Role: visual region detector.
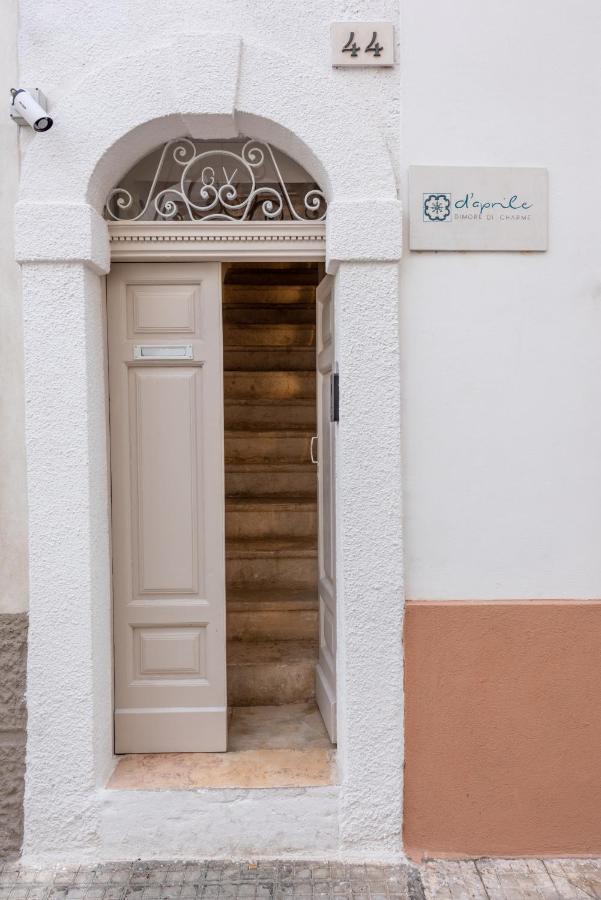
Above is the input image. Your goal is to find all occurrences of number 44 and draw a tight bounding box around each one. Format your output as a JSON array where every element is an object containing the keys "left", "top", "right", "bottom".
[{"left": 342, "top": 30, "right": 383, "bottom": 58}]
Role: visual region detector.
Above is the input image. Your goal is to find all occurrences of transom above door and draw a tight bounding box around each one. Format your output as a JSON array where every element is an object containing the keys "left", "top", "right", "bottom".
[{"left": 104, "top": 138, "right": 327, "bottom": 223}]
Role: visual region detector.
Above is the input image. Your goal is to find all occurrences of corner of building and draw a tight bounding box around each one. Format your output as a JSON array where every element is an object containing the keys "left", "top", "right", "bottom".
[{"left": 0, "top": 0, "right": 30, "bottom": 862}]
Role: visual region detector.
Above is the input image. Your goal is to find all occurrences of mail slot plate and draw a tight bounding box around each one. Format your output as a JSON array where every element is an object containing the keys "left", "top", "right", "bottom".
[{"left": 134, "top": 345, "right": 194, "bottom": 360}]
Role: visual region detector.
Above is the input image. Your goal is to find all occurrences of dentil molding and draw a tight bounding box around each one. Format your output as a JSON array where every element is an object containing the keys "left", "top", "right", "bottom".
[{"left": 108, "top": 222, "right": 326, "bottom": 261}]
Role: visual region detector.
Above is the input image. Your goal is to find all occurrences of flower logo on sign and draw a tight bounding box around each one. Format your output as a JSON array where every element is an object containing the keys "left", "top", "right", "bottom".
[{"left": 423, "top": 193, "right": 451, "bottom": 222}]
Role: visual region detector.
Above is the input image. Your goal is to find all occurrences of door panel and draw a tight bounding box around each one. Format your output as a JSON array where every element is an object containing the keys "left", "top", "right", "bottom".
[
  {"left": 108, "top": 262, "right": 227, "bottom": 752},
  {"left": 132, "top": 368, "right": 201, "bottom": 594},
  {"left": 315, "top": 274, "right": 337, "bottom": 742}
]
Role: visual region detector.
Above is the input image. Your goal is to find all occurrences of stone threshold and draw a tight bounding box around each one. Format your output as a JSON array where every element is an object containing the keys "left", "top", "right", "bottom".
[{"left": 108, "top": 703, "right": 336, "bottom": 790}]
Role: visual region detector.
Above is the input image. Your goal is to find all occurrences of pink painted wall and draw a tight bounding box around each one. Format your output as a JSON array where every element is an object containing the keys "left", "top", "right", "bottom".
[{"left": 404, "top": 601, "right": 601, "bottom": 859}]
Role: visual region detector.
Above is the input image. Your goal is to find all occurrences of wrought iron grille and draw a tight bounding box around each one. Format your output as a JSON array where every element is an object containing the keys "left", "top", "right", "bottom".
[{"left": 104, "top": 138, "right": 327, "bottom": 223}]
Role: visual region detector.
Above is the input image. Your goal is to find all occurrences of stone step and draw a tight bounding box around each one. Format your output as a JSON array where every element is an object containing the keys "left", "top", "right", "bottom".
[
  {"left": 223, "top": 304, "right": 315, "bottom": 325},
  {"left": 225, "top": 463, "right": 316, "bottom": 498},
  {"left": 225, "top": 430, "right": 313, "bottom": 465},
  {"left": 224, "top": 348, "right": 315, "bottom": 372},
  {"left": 224, "top": 370, "right": 315, "bottom": 401},
  {"left": 224, "top": 399, "right": 316, "bottom": 430},
  {"left": 226, "top": 496, "right": 317, "bottom": 540},
  {"left": 223, "top": 284, "right": 316, "bottom": 305},
  {"left": 227, "top": 639, "right": 317, "bottom": 706},
  {"left": 227, "top": 587, "right": 318, "bottom": 611},
  {"left": 227, "top": 607, "right": 318, "bottom": 642},
  {"left": 224, "top": 263, "right": 319, "bottom": 287},
  {"left": 226, "top": 536, "right": 317, "bottom": 559},
  {"left": 226, "top": 537, "right": 317, "bottom": 590},
  {"left": 223, "top": 322, "right": 316, "bottom": 348},
  {"left": 227, "top": 590, "right": 318, "bottom": 641}
]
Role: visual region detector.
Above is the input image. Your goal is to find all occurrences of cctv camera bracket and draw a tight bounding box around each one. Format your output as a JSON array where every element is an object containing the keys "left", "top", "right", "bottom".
[{"left": 10, "top": 89, "right": 48, "bottom": 125}]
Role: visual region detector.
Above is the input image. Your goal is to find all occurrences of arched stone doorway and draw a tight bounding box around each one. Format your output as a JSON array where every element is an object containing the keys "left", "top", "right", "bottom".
[{"left": 16, "top": 33, "right": 404, "bottom": 862}]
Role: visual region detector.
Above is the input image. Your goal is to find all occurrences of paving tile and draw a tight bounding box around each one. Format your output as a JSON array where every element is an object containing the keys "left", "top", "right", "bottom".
[
  {"left": 543, "top": 859, "right": 601, "bottom": 899},
  {"left": 182, "top": 869, "right": 206, "bottom": 886},
  {"left": 476, "top": 858, "right": 561, "bottom": 899},
  {"left": 13, "top": 872, "right": 39, "bottom": 884},
  {"left": 290, "top": 871, "right": 311, "bottom": 884},
  {"left": 179, "top": 888, "right": 199, "bottom": 900},
  {"left": 255, "top": 888, "right": 272, "bottom": 900},
  {"left": 421, "top": 861, "right": 487, "bottom": 899},
  {"left": 52, "top": 871, "right": 81, "bottom": 888}
]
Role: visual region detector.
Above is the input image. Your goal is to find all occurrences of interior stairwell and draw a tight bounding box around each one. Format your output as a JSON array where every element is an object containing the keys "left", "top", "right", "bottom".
[{"left": 223, "top": 262, "right": 327, "bottom": 740}]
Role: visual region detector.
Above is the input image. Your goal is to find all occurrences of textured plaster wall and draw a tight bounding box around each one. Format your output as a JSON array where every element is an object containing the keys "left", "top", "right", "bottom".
[
  {"left": 17, "top": 0, "right": 400, "bottom": 197},
  {"left": 21, "top": 263, "right": 114, "bottom": 857},
  {"left": 99, "top": 788, "right": 339, "bottom": 864},
  {"left": 0, "top": 614, "right": 27, "bottom": 856},
  {"left": 0, "top": 0, "right": 28, "bottom": 616},
  {"left": 0, "top": 0, "right": 28, "bottom": 861},
  {"left": 398, "top": 1, "right": 601, "bottom": 859},
  {"left": 335, "top": 262, "right": 404, "bottom": 852},
  {"left": 404, "top": 601, "right": 601, "bottom": 858},
  {"left": 399, "top": 0, "right": 601, "bottom": 600},
  {"left": 15, "top": 2, "right": 404, "bottom": 864}
]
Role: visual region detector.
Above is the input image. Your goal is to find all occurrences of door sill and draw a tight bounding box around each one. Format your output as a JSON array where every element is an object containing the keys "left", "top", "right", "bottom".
[{"left": 107, "top": 702, "right": 336, "bottom": 790}]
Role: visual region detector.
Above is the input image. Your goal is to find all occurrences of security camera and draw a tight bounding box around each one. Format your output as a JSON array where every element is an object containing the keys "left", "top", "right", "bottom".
[{"left": 10, "top": 88, "right": 53, "bottom": 132}]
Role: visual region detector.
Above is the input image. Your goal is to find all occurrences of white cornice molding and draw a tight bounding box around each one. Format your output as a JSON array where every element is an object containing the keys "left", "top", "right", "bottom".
[{"left": 108, "top": 222, "right": 326, "bottom": 261}]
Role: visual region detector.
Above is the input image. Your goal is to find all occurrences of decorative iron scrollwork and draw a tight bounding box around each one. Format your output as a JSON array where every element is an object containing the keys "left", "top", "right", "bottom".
[{"left": 105, "top": 139, "right": 327, "bottom": 223}]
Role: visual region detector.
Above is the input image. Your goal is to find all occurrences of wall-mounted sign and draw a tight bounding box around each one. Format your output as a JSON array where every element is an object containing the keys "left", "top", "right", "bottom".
[
  {"left": 331, "top": 22, "right": 394, "bottom": 67},
  {"left": 409, "top": 166, "right": 548, "bottom": 251}
]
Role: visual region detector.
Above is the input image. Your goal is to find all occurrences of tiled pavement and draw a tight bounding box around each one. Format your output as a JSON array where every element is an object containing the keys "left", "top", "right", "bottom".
[
  {"left": 422, "top": 858, "right": 601, "bottom": 898},
  {"left": 2, "top": 858, "right": 601, "bottom": 899},
  {"left": 0, "top": 861, "right": 424, "bottom": 900}
]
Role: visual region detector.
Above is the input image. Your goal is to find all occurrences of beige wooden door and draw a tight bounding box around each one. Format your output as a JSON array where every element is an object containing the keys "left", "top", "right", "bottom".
[
  {"left": 315, "top": 275, "right": 337, "bottom": 742},
  {"left": 108, "top": 262, "right": 227, "bottom": 753}
]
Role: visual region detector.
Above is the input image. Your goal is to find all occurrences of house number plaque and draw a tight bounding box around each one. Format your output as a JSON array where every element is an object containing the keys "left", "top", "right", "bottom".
[{"left": 331, "top": 22, "right": 394, "bottom": 67}]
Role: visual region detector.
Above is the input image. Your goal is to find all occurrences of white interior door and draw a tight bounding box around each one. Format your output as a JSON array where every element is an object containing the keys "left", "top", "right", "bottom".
[
  {"left": 107, "top": 262, "right": 227, "bottom": 752},
  {"left": 315, "top": 274, "right": 337, "bottom": 742}
]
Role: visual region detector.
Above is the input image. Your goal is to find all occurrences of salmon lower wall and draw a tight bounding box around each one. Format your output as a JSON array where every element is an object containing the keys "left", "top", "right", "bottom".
[{"left": 403, "top": 600, "right": 601, "bottom": 860}]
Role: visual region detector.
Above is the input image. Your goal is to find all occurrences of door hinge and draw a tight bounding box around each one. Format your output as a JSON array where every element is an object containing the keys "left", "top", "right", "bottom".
[{"left": 330, "top": 372, "right": 339, "bottom": 422}]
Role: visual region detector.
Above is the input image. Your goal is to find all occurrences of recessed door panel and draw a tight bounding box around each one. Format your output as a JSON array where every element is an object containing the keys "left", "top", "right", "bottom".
[
  {"left": 127, "top": 283, "right": 199, "bottom": 335},
  {"left": 108, "top": 262, "right": 226, "bottom": 752},
  {"left": 134, "top": 625, "right": 207, "bottom": 677},
  {"left": 130, "top": 367, "right": 201, "bottom": 596}
]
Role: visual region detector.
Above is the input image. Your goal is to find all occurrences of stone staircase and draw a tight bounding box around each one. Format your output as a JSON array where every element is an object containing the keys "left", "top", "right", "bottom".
[{"left": 223, "top": 264, "right": 319, "bottom": 707}]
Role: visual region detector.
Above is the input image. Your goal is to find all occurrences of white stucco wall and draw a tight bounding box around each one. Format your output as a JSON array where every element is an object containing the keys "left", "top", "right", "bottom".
[
  {"left": 15, "top": 4, "right": 404, "bottom": 863},
  {"left": 400, "top": 0, "right": 601, "bottom": 600},
  {"left": 0, "top": 0, "right": 28, "bottom": 614},
  {"left": 10, "top": 0, "right": 601, "bottom": 864},
  {"left": 17, "top": 0, "right": 400, "bottom": 186}
]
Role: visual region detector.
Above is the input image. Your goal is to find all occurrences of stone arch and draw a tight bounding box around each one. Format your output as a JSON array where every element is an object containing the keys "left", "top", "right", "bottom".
[{"left": 18, "top": 33, "right": 397, "bottom": 215}]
